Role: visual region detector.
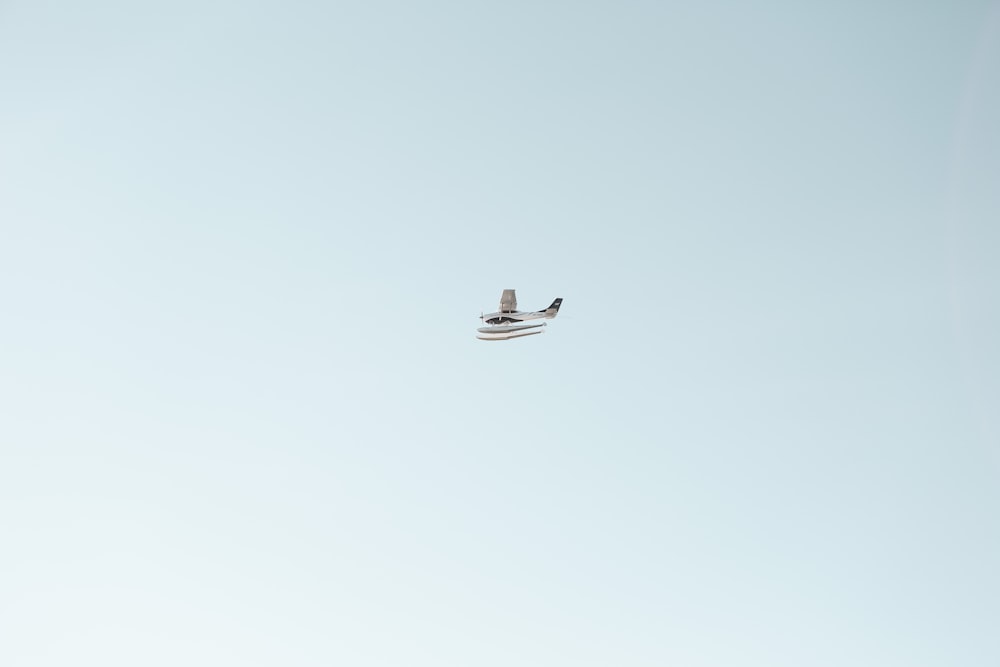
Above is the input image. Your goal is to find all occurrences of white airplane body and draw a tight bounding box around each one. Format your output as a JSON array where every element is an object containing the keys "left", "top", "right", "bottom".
[{"left": 477, "top": 290, "right": 562, "bottom": 340}]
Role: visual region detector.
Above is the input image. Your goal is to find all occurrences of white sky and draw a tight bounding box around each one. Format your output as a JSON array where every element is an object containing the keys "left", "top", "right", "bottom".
[{"left": 2, "top": 2, "right": 999, "bottom": 666}]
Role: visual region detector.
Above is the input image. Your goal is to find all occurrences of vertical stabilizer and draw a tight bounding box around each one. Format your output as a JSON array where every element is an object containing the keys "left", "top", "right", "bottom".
[{"left": 545, "top": 298, "right": 563, "bottom": 318}]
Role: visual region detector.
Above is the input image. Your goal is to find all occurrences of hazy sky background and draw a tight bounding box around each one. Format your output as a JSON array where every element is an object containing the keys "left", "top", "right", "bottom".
[{"left": 2, "top": 2, "right": 999, "bottom": 665}]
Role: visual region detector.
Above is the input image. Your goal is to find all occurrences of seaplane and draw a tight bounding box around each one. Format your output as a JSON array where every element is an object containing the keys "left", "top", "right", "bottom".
[{"left": 477, "top": 290, "right": 563, "bottom": 340}]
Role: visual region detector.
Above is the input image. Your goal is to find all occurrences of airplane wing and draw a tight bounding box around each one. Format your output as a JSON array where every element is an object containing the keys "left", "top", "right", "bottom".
[{"left": 499, "top": 289, "right": 517, "bottom": 313}]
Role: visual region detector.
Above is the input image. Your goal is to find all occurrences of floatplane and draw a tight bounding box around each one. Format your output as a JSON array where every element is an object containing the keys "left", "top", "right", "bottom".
[{"left": 477, "top": 290, "right": 563, "bottom": 341}]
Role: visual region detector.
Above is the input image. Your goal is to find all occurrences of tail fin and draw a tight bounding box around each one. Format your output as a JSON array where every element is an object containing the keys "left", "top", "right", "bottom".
[{"left": 544, "top": 298, "right": 563, "bottom": 318}]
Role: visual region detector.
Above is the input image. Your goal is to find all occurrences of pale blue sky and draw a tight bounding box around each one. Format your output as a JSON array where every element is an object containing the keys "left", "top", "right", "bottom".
[{"left": 2, "top": 2, "right": 999, "bottom": 666}]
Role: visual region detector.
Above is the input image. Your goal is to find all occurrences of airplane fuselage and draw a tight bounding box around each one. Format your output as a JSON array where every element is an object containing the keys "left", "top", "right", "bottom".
[
  {"left": 481, "top": 297, "right": 563, "bottom": 325},
  {"left": 481, "top": 310, "right": 548, "bottom": 325}
]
